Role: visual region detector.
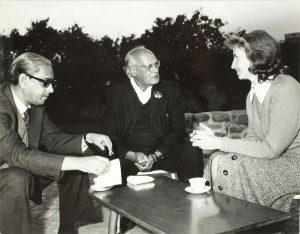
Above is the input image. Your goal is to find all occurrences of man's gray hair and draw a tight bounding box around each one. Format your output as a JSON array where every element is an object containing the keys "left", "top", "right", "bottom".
[
  {"left": 9, "top": 52, "right": 52, "bottom": 85},
  {"left": 124, "top": 45, "right": 154, "bottom": 67}
]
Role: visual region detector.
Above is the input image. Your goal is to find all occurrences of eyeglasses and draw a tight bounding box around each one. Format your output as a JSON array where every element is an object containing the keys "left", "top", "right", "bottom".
[
  {"left": 131, "top": 60, "right": 160, "bottom": 72},
  {"left": 239, "top": 30, "right": 249, "bottom": 41},
  {"left": 24, "top": 72, "right": 57, "bottom": 88}
]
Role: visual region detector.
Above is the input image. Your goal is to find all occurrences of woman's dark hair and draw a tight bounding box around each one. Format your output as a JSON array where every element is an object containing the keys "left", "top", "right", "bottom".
[
  {"left": 226, "top": 30, "right": 289, "bottom": 82},
  {"left": 9, "top": 52, "right": 52, "bottom": 85}
]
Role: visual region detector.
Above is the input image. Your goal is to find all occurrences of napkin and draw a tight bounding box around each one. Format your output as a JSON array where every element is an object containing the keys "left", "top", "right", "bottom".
[
  {"left": 127, "top": 175, "right": 154, "bottom": 185},
  {"left": 92, "top": 159, "right": 122, "bottom": 188},
  {"left": 127, "top": 182, "right": 155, "bottom": 191}
]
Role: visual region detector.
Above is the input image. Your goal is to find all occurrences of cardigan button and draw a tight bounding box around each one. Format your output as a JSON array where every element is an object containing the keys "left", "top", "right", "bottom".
[
  {"left": 231, "top": 155, "right": 237, "bottom": 160},
  {"left": 218, "top": 185, "right": 223, "bottom": 191},
  {"left": 223, "top": 170, "right": 228, "bottom": 176}
]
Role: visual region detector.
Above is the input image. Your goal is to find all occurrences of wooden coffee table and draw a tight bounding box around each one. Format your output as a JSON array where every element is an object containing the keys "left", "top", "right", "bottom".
[{"left": 89, "top": 176, "right": 290, "bottom": 234}]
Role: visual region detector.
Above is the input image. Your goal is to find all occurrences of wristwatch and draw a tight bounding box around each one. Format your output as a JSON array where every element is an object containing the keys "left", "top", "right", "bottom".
[{"left": 150, "top": 153, "right": 158, "bottom": 162}]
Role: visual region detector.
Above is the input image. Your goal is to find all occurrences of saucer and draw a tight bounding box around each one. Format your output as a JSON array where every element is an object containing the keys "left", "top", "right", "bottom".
[
  {"left": 90, "top": 185, "right": 113, "bottom": 192},
  {"left": 185, "top": 186, "right": 211, "bottom": 194}
]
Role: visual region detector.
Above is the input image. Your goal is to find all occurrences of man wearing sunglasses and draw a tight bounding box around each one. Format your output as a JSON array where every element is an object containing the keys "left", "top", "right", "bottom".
[
  {"left": 102, "top": 46, "right": 204, "bottom": 233},
  {"left": 0, "top": 52, "right": 114, "bottom": 234}
]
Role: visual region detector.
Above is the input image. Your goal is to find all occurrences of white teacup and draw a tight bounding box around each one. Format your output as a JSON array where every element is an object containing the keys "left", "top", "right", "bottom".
[{"left": 189, "top": 177, "right": 206, "bottom": 192}]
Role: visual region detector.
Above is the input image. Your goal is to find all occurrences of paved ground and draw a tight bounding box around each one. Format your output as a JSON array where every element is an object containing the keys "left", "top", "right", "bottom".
[{"left": 30, "top": 183, "right": 149, "bottom": 234}]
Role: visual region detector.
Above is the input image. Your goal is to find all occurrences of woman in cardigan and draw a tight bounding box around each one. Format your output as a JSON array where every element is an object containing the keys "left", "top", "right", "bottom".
[{"left": 190, "top": 30, "right": 300, "bottom": 232}]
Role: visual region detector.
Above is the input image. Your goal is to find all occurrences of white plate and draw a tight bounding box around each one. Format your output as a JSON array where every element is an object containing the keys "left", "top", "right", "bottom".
[
  {"left": 126, "top": 175, "right": 154, "bottom": 185},
  {"left": 185, "top": 186, "right": 211, "bottom": 194},
  {"left": 90, "top": 185, "right": 113, "bottom": 192}
]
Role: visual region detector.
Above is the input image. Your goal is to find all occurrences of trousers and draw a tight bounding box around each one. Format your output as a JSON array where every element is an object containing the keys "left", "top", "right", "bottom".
[
  {"left": 120, "top": 142, "right": 203, "bottom": 183},
  {"left": 0, "top": 168, "right": 97, "bottom": 234}
]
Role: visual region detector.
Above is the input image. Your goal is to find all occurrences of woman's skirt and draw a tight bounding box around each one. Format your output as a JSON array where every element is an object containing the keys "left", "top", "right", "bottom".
[{"left": 204, "top": 151, "right": 300, "bottom": 212}]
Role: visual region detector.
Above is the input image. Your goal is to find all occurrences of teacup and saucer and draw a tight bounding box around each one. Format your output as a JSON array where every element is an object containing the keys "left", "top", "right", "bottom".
[{"left": 185, "top": 177, "right": 211, "bottom": 194}]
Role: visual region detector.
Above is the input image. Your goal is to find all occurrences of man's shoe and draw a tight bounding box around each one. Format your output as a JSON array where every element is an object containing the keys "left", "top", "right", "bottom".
[
  {"left": 58, "top": 223, "right": 78, "bottom": 234},
  {"left": 120, "top": 216, "right": 136, "bottom": 233}
]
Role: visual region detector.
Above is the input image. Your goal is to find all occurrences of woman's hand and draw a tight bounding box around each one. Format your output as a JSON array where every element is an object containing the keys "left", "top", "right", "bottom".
[
  {"left": 190, "top": 123, "right": 215, "bottom": 137},
  {"left": 190, "top": 131, "right": 222, "bottom": 150}
]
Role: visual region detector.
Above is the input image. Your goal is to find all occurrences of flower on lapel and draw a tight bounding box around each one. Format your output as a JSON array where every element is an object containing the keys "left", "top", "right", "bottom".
[{"left": 154, "top": 91, "right": 162, "bottom": 99}]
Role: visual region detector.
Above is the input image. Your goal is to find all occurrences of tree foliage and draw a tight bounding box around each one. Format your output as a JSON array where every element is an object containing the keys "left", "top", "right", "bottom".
[
  {"left": 117, "top": 10, "right": 235, "bottom": 111},
  {"left": 3, "top": 19, "right": 122, "bottom": 88},
  {"left": 1, "top": 9, "right": 298, "bottom": 122}
]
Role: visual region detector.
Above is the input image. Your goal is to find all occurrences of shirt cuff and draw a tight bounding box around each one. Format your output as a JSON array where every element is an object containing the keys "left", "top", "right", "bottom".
[{"left": 81, "top": 137, "right": 88, "bottom": 153}]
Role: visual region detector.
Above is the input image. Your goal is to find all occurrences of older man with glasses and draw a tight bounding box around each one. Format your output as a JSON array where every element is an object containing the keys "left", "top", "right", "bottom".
[
  {"left": 0, "top": 52, "right": 114, "bottom": 234},
  {"left": 102, "top": 46, "right": 204, "bottom": 233}
]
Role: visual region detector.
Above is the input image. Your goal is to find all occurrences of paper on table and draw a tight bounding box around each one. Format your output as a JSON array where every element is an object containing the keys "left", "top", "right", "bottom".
[
  {"left": 92, "top": 159, "right": 122, "bottom": 189},
  {"left": 137, "top": 170, "right": 168, "bottom": 175},
  {"left": 138, "top": 170, "right": 178, "bottom": 180}
]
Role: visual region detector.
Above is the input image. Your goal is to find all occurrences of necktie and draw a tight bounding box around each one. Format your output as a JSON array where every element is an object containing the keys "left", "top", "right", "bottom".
[{"left": 23, "top": 108, "right": 31, "bottom": 129}]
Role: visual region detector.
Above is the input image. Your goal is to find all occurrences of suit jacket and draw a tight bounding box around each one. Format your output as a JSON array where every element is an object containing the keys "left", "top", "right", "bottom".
[
  {"left": 0, "top": 82, "right": 83, "bottom": 181},
  {"left": 102, "top": 80, "right": 185, "bottom": 157}
]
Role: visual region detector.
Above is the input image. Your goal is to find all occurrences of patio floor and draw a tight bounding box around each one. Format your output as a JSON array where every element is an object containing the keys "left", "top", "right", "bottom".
[{"left": 31, "top": 183, "right": 149, "bottom": 234}]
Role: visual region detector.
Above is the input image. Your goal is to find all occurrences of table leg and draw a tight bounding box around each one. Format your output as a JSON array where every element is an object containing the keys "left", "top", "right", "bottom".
[{"left": 108, "top": 210, "right": 119, "bottom": 234}]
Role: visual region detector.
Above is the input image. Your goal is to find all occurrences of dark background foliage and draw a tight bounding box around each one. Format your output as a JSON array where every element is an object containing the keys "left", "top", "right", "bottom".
[{"left": 1, "top": 10, "right": 299, "bottom": 124}]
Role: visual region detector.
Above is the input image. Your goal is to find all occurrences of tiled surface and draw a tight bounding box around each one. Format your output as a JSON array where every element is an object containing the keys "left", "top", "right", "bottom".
[{"left": 30, "top": 183, "right": 149, "bottom": 234}]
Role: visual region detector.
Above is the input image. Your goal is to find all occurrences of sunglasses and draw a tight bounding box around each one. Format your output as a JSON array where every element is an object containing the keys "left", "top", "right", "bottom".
[{"left": 24, "top": 72, "right": 57, "bottom": 88}]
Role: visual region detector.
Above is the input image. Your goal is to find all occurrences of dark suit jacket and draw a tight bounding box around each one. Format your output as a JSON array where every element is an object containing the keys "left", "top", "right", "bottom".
[
  {"left": 0, "top": 82, "right": 83, "bottom": 181},
  {"left": 102, "top": 80, "right": 185, "bottom": 158}
]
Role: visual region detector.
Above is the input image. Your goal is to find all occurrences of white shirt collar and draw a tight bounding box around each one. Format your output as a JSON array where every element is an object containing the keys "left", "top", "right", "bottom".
[
  {"left": 11, "top": 86, "right": 31, "bottom": 118},
  {"left": 130, "top": 78, "right": 152, "bottom": 104},
  {"left": 249, "top": 81, "right": 272, "bottom": 104}
]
